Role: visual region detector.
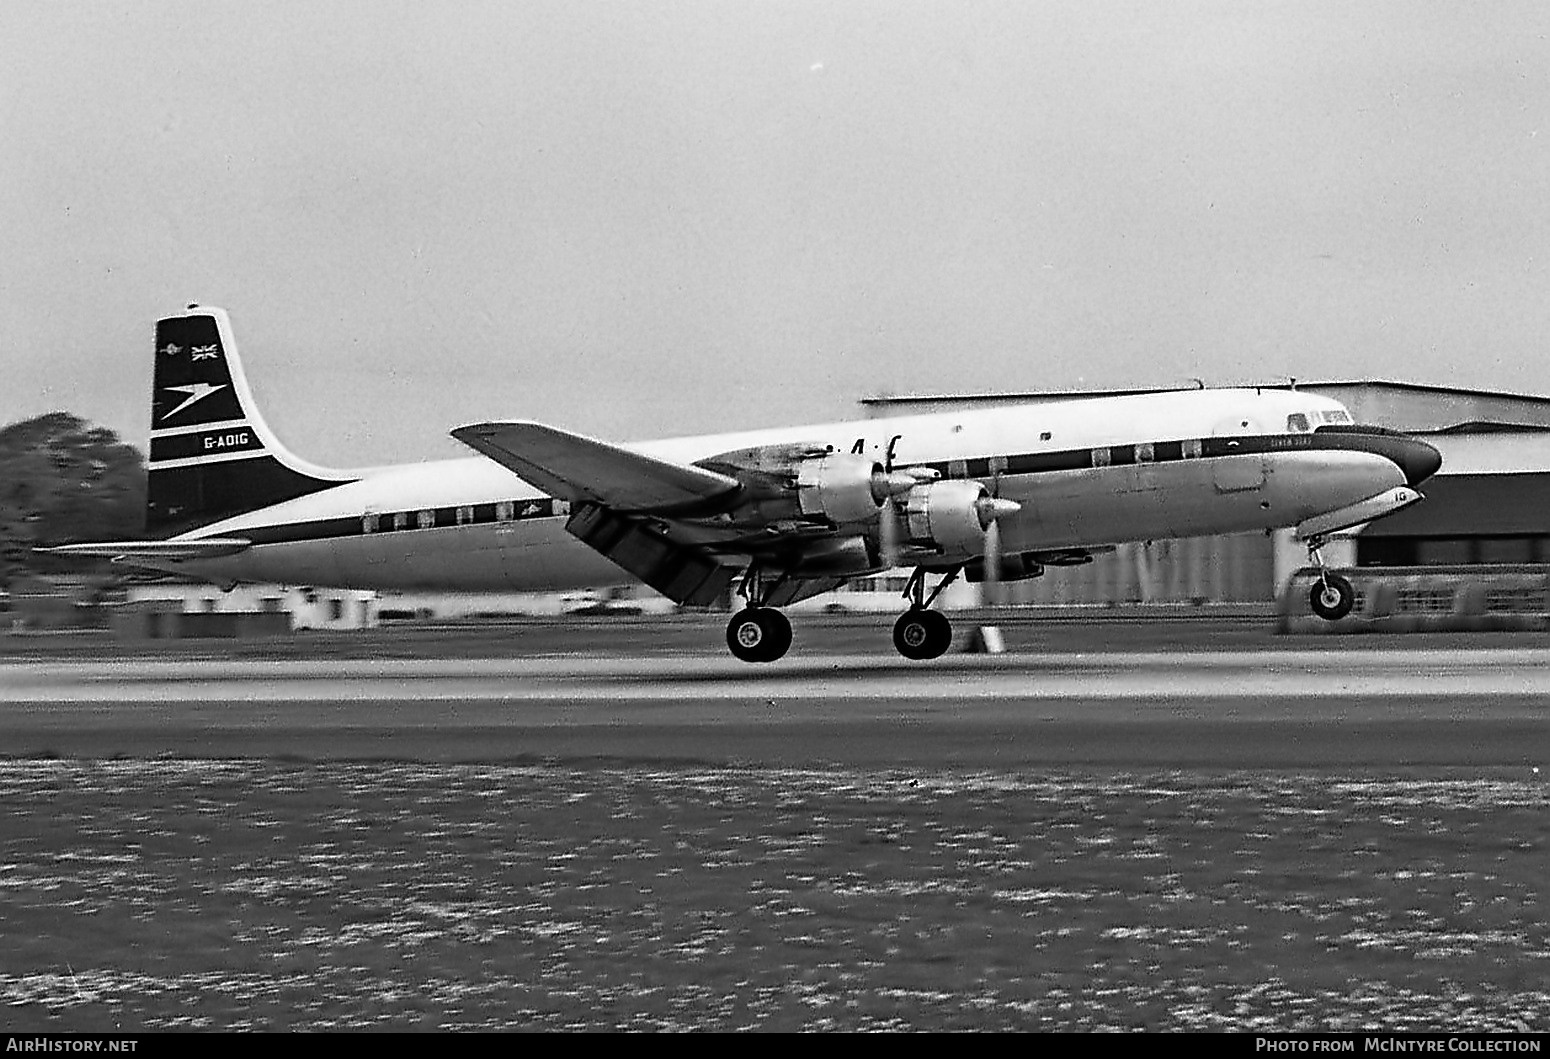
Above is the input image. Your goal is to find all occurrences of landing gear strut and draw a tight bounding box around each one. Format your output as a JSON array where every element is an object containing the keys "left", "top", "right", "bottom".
[
  {"left": 726, "top": 565, "right": 793, "bottom": 663},
  {"left": 892, "top": 567, "right": 959, "bottom": 660},
  {"left": 1305, "top": 535, "right": 1355, "bottom": 621}
]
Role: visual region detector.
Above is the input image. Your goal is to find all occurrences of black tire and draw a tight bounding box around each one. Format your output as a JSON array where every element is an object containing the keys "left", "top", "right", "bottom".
[
  {"left": 726, "top": 607, "right": 792, "bottom": 662},
  {"left": 893, "top": 608, "right": 953, "bottom": 660},
  {"left": 762, "top": 608, "right": 792, "bottom": 661},
  {"left": 921, "top": 610, "right": 953, "bottom": 658},
  {"left": 1309, "top": 574, "right": 1356, "bottom": 621}
]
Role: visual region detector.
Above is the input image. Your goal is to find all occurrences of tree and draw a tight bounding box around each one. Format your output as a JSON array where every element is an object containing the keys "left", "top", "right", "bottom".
[{"left": 0, "top": 413, "right": 146, "bottom": 587}]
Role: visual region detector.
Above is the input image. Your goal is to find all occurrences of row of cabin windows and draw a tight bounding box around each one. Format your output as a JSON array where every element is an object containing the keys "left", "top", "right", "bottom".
[
  {"left": 1057, "top": 411, "right": 1351, "bottom": 474},
  {"left": 359, "top": 499, "right": 569, "bottom": 535},
  {"left": 1088, "top": 439, "right": 1203, "bottom": 469},
  {"left": 1079, "top": 410, "right": 1350, "bottom": 470}
]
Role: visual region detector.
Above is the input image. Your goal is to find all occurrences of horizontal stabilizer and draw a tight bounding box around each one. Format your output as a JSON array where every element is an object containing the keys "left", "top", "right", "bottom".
[
  {"left": 41, "top": 538, "right": 253, "bottom": 562},
  {"left": 451, "top": 421, "right": 743, "bottom": 514}
]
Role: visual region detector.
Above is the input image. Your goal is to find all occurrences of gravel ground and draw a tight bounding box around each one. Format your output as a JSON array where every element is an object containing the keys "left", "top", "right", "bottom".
[{"left": 2, "top": 760, "right": 1544, "bottom": 1031}]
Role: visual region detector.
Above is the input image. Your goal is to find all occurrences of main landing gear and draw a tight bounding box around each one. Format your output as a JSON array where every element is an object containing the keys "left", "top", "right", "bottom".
[
  {"left": 726, "top": 605, "right": 792, "bottom": 663},
  {"left": 892, "top": 567, "right": 959, "bottom": 660},
  {"left": 726, "top": 565, "right": 794, "bottom": 663},
  {"left": 723, "top": 565, "right": 962, "bottom": 663},
  {"left": 1304, "top": 535, "right": 1355, "bottom": 621}
]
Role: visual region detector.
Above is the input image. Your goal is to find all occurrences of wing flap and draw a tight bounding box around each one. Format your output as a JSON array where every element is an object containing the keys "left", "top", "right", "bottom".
[
  {"left": 451, "top": 421, "right": 742, "bottom": 514},
  {"left": 563, "top": 502, "right": 737, "bottom": 606}
]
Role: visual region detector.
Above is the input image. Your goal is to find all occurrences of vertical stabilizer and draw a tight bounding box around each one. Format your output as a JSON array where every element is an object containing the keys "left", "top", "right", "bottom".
[{"left": 147, "top": 305, "right": 354, "bottom": 536}]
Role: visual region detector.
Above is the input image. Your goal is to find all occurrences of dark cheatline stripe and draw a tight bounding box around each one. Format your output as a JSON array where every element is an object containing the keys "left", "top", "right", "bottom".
[
  {"left": 237, "top": 496, "right": 562, "bottom": 547},
  {"left": 218, "top": 427, "right": 1418, "bottom": 547},
  {"left": 241, "top": 517, "right": 364, "bottom": 546},
  {"left": 148, "top": 456, "right": 348, "bottom": 538},
  {"left": 1005, "top": 450, "right": 1086, "bottom": 475}
]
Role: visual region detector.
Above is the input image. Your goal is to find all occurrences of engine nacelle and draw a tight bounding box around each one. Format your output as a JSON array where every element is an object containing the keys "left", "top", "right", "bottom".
[
  {"left": 904, "top": 480, "right": 997, "bottom": 558},
  {"left": 796, "top": 453, "right": 887, "bottom": 525},
  {"left": 700, "top": 445, "right": 919, "bottom": 528}
]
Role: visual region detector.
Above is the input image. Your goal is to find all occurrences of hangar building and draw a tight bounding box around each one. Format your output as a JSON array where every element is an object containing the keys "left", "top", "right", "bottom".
[{"left": 859, "top": 382, "right": 1550, "bottom": 606}]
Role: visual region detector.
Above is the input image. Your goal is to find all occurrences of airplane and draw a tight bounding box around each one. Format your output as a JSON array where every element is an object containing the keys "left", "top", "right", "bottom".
[{"left": 50, "top": 304, "right": 1442, "bottom": 661}]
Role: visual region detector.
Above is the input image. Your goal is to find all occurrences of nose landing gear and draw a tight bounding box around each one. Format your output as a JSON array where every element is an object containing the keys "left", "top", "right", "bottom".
[{"left": 1304, "top": 535, "right": 1355, "bottom": 621}]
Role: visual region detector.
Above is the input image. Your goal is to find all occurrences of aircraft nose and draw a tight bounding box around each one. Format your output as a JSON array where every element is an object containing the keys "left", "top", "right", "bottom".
[{"left": 1399, "top": 436, "right": 1442, "bottom": 486}]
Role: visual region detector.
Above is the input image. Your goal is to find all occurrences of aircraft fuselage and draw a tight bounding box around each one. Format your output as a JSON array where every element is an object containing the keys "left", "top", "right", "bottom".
[{"left": 175, "top": 386, "right": 1420, "bottom": 592}]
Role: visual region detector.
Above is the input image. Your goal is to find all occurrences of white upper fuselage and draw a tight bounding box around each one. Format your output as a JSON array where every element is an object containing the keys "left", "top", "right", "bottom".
[{"left": 174, "top": 386, "right": 1410, "bottom": 593}]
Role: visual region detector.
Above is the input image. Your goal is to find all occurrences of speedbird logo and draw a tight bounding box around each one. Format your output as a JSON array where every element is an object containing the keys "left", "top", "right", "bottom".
[{"left": 160, "top": 382, "right": 228, "bottom": 421}]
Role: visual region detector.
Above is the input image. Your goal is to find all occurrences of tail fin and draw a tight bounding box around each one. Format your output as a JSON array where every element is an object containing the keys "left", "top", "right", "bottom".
[{"left": 147, "top": 305, "right": 354, "bottom": 536}]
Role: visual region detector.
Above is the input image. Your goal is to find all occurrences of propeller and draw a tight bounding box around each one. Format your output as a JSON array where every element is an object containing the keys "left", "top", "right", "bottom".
[
  {"left": 982, "top": 516, "right": 1002, "bottom": 608},
  {"left": 879, "top": 491, "right": 904, "bottom": 570},
  {"left": 973, "top": 494, "right": 1020, "bottom": 607},
  {"left": 985, "top": 461, "right": 1004, "bottom": 608},
  {"left": 873, "top": 464, "right": 936, "bottom": 572}
]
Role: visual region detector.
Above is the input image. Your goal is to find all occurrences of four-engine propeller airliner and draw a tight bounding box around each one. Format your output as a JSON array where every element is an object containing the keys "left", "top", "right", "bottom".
[{"left": 52, "top": 305, "right": 1442, "bottom": 661}]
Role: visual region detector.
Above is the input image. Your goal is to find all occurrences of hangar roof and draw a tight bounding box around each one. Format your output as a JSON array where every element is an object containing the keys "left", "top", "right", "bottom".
[
  {"left": 861, "top": 381, "right": 1550, "bottom": 435},
  {"left": 1298, "top": 382, "right": 1550, "bottom": 434}
]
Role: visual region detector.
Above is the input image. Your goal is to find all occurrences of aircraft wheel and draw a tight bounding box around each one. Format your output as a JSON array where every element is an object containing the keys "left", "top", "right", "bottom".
[
  {"left": 1309, "top": 574, "right": 1355, "bottom": 621},
  {"left": 726, "top": 607, "right": 792, "bottom": 663},
  {"left": 893, "top": 608, "right": 952, "bottom": 660}
]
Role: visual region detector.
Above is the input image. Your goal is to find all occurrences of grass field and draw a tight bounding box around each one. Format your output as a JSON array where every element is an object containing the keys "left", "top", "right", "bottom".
[{"left": 2, "top": 760, "right": 1545, "bottom": 1031}]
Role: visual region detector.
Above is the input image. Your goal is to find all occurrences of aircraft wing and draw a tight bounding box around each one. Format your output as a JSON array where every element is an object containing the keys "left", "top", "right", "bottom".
[
  {"left": 41, "top": 538, "right": 253, "bottom": 561},
  {"left": 451, "top": 421, "right": 743, "bottom": 514}
]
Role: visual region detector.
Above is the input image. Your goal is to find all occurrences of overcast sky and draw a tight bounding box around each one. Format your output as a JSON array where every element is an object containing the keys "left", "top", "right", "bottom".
[{"left": 3, "top": 1, "right": 1548, "bottom": 465}]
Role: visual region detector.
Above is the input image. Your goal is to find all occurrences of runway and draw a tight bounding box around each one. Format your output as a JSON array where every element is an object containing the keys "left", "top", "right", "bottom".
[{"left": 3, "top": 644, "right": 1547, "bottom": 768}]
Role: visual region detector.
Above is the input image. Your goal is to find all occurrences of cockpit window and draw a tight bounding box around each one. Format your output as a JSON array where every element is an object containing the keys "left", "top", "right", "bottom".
[
  {"left": 1319, "top": 409, "right": 1352, "bottom": 424},
  {"left": 1286, "top": 413, "right": 1311, "bottom": 433}
]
